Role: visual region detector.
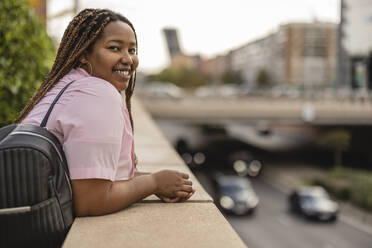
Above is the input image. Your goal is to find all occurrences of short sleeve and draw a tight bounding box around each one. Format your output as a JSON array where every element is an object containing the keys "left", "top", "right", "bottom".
[{"left": 57, "top": 79, "right": 124, "bottom": 181}]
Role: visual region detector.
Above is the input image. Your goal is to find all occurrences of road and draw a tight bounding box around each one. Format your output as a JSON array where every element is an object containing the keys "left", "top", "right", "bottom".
[{"left": 195, "top": 172, "right": 372, "bottom": 248}]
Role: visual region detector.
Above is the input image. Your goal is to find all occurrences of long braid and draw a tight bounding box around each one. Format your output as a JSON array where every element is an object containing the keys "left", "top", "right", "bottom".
[{"left": 16, "top": 9, "right": 138, "bottom": 131}]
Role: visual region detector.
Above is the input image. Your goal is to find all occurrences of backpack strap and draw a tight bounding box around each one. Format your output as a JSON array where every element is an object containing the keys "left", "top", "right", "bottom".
[{"left": 40, "top": 81, "right": 75, "bottom": 128}]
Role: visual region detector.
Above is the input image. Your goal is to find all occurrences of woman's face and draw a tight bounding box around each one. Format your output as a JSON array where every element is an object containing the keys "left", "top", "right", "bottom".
[{"left": 83, "top": 21, "right": 139, "bottom": 92}]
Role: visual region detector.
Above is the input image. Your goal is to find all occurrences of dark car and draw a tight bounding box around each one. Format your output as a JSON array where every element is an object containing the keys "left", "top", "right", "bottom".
[
  {"left": 214, "top": 175, "right": 259, "bottom": 216},
  {"left": 228, "top": 151, "right": 263, "bottom": 177},
  {"left": 288, "top": 186, "right": 339, "bottom": 221},
  {"left": 175, "top": 126, "right": 264, "bottom": 177}
]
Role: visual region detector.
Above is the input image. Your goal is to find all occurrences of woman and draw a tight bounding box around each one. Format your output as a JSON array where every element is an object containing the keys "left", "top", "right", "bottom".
[{"left": 17, "top": 8, "right": 195, "bottom": 216}]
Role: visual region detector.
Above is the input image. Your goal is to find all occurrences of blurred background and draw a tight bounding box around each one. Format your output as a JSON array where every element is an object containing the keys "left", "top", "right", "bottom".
[{"left": 1, "top": 0, "right": 372, "bottom": 247}]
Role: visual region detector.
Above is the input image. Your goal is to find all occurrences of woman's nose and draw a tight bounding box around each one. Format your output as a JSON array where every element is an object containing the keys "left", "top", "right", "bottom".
[{"left": 120, "top": 52, "right": 133, "bottom": 64}]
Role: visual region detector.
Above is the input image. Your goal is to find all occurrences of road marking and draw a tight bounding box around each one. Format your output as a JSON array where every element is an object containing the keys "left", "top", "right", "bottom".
[{"left": 340, "top": 215, "right": 372, "bottom": 236}]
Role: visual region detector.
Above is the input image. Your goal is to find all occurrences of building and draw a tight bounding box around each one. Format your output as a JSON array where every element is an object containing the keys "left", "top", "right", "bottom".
[
  {"left": 27, "top": 0, "right": 47, "bottom": 24},
  {"left": 229, "top": 21, "right": 337, "bottom": 88},
  {"left": 163, "top": 28, "right": 182, "bottom": 58},
  {"left": 200, "top": 53, "right": 231, "bottom": 83},
  {"left": 230, "top": 34, "right": 279, "bottom": 87},
  {"left": 162, "top": 28, "right": 201, "bottom": 69},
  {"left": 342, "top": 0, "right": 372, "bottom": 90}
]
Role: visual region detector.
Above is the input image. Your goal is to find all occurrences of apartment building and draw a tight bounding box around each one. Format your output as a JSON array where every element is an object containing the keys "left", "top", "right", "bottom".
[{"left": 229, "top": 21, "right": 337, "bottom": 88}]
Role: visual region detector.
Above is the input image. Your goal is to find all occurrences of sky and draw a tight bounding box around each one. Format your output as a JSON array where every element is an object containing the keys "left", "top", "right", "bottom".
[{"left": 47, "top": 0, "right": 340, "bottom": 73}]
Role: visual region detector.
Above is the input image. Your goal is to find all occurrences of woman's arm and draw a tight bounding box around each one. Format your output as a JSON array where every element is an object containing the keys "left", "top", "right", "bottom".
[{"left": 72, "top": 170, "right": 193, "bottom": 216}]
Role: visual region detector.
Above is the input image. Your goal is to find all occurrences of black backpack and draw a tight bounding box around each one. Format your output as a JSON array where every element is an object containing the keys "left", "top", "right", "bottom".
[{"left": 0, "top": 82, "right": 75, "bottom": 247}]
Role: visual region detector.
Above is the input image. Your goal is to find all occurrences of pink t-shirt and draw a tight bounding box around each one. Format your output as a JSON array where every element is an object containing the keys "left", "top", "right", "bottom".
[{"left": 22, "top": 68, "right": 135, "bottom": 181}]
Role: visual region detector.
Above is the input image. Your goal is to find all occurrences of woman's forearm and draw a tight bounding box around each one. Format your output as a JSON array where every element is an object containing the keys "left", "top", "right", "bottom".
[
  {"left": 72, "top": 174, "right": 157, "bottom": 216},
  {"left": 105, "top": 174, "right": 157, "bottom": 213},
  {"left": 72, "top": 170, "right": 193, "bottom": 216}
]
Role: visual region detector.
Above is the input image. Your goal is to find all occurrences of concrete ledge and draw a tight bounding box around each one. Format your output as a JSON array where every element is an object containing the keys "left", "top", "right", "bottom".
[
  {"left": 63, "top": 203, "right": 245, "bottom": 248},
  {"left": 62, "top": 97, "right": 246, "bottom": 248}
]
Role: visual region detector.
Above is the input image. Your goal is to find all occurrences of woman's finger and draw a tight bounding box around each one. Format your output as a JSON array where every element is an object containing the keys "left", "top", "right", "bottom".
[
  {"left": 179, "top": 190, "right": 195, "bottom": 202},
  {"left": 178, "top": 185, "right": 193, "bottom": 192},
  {"left": 164, "top": 196, "right": 181, "bottom": 203},
  {"left": 183, "top": 180, "right": 193, "bottom": 186},
  {"left": 158, "top": 195, "right": 180, "bottom": 203},
  {"left": 179, "top": 173, "right": 189, "bottom": 179},
  {"left": 175, "top": 191, "right": 189, "bottom": 198}
]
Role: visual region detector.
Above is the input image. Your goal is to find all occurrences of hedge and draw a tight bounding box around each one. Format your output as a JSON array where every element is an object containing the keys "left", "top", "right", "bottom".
[{"left": 0, "top": 0, "right": 55, "bottom": 127}]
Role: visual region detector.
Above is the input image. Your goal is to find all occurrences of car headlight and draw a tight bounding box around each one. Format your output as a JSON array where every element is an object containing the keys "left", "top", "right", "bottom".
[
  {"left": 233, "top": 160, "right": 249, "bottom": 176},
  {"left": 246, "top": 196, "right": 259, "bottom": 206},
  {"left": 248, "top": 160, "right": 262, "bottom": 177},
  {"left": 220, "top": 196, "right": 235, "bottom": 210}
]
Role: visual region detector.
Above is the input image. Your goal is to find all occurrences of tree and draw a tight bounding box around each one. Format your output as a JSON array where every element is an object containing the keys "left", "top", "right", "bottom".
[
  {"left": 256, "top": 68, "right": 271, "bottom": 88},
  {"left": 148, "top": 66, "right": 209, "bottom": 88},
  {"left": 222, "top": 70, "right": 242, "bottom": 85},
  {"left": 317, "top": 129, "right": 351, "bottom": 167},
  {"left": 0, "top": 0, "right": 55, "bottom": 127}
]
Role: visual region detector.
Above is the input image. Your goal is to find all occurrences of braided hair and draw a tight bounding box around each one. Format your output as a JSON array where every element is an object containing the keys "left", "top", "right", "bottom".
[{"left": 16, "top": 8, "right": 138, "bottom": 130}]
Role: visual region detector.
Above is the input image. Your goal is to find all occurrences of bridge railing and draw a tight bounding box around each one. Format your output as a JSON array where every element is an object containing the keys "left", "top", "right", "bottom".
[{"left": 62, "top": 97, "right": 246, "bottom": 248}]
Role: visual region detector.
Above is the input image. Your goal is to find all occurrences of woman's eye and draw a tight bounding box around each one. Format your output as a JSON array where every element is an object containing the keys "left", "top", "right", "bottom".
[
  {"left": 109, "top": 46, "right": 120, "bottom": 51},
  {"left": 129, "top": 48, "right": 136, "bottom": 54}
]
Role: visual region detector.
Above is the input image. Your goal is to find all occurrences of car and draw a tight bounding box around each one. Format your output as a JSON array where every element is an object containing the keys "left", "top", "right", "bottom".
[
  {"left": 214, "top": 175, "right": 259, "bottom": 216},
  {"left": 227, "top": 150, "right": 263, "bottom": 177},
  {"left": 174, "top": 126, "right": 264, "bottom": 177},
  {"left": 288, "top": 186, "right": 339, "bottom": 221}
]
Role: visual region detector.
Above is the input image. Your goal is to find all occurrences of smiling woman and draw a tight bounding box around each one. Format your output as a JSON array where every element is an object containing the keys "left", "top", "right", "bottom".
[
  {"left": 15, "top": 8, "right": 195, "bottom": 219},
  {"left": 80, "top": 21, "right": 139, "bottom": 92}
]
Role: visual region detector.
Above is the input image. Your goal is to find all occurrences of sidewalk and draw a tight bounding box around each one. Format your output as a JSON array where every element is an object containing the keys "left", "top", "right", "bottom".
[{"left": 261, "top": 163, "right": 372, "bottom": 234}]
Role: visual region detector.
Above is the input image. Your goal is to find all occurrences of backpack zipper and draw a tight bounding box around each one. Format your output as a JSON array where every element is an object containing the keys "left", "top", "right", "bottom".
[{"left": 10, "top": 131, "right": 73, "bottom": 199}]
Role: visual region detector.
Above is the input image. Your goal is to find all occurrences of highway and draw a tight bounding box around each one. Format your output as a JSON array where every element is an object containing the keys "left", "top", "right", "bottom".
[
  {"left": 154, "top": 116, "right": 372, "bottom": 248},
  {"left": 195, "top": 171, "right": 372, "bottom": 248}
]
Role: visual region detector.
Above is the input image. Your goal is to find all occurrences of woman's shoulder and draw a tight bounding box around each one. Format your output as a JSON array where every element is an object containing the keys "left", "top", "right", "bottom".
[
  {"left": 60, "top": 68, "right": 121, "bottom": 101},
  {"left": 68, "top": 77, "right": 122, "bottom": 105}
]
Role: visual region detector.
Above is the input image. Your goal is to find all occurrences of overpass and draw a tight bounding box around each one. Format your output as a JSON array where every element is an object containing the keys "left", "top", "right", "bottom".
[{"left": 139, "top": 97, "right": 372, "bottom": 126}]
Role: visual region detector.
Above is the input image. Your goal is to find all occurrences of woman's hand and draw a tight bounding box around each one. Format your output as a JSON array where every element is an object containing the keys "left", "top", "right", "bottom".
[
  {"left": 151, "top": 170, "right": 194, "bottom": 198},
  {"left": 156, "top": 189, "right": 195, "bottom": 203}
]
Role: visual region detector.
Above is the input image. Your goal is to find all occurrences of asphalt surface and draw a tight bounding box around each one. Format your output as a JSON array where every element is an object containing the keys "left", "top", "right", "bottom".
[{"left": 195, "top": 171, "right": 372, "bottom": 248}]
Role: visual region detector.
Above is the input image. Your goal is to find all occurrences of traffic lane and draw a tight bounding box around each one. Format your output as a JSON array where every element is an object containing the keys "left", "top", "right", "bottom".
[{"left": 227, "top": 179, "right": 372, "bottom": 248}]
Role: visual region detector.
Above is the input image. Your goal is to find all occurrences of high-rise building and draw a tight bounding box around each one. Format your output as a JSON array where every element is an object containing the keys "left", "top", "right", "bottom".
[
  {"left": 162, "top": 28, "right": 201, "bottom": 69},
  {"left": 342, "top": 0, "right": 372, "bottom": 90},
  {"left": 163, "top": 28, "right": 182, "bottom": 58}
]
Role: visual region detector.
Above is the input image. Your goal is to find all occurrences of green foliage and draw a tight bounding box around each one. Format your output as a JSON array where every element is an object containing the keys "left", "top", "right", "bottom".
[
  {"left": 317, "top": 129, "right": 351, "bottom": 167},
  {"left": 256, "top": 68, "right": 271, "bottom": 88},
  {"left": 148, "top": 66, "right": 209, "bottom": 88},
  {"left": 222, "top": 70, "right": 242, "bottom": 85},
  {"left": 0, "top": 0, "right": 55, "bottom": 126},
  {"left": 311, "top": 167, "right": 372, "bottom": 212}
]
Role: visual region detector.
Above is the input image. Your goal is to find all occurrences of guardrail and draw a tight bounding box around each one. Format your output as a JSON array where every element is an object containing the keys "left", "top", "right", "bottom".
[{"left": 62, "top": 97, "right": 246, "bottom": 248}]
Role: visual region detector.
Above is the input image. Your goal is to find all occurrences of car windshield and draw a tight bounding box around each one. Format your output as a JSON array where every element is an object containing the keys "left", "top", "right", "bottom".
[
  {"left": 301, "top": 191, "right": 329, "bottom": 204},
  {"left": 221, "top": 184, "right": 244, "bottom": 194}
]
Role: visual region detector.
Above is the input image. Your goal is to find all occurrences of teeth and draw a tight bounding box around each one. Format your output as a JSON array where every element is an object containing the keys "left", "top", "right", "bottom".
[{"left": 115, "top": 70, "right": 129, "bottom": 76}]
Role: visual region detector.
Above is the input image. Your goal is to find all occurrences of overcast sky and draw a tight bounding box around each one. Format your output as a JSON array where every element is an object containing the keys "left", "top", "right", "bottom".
[{"left": 48, "top": 0, "right": 340, "bottom": 73}]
